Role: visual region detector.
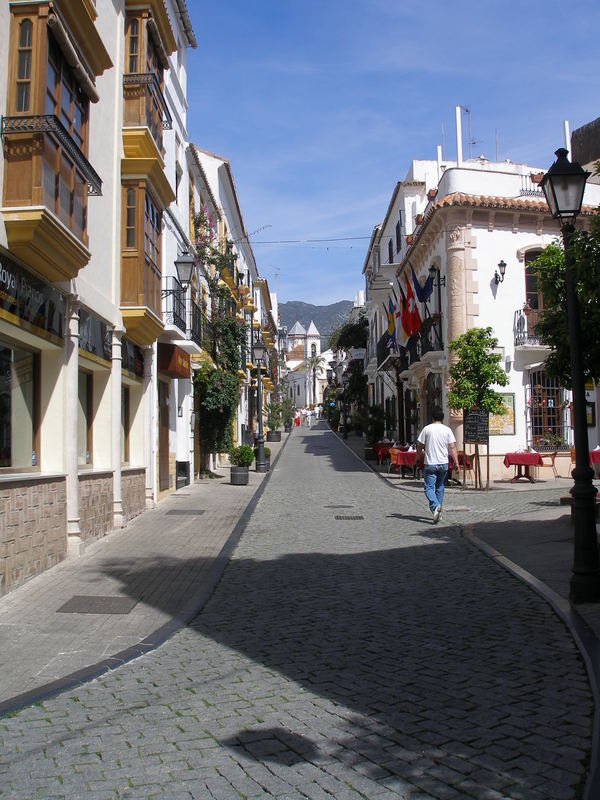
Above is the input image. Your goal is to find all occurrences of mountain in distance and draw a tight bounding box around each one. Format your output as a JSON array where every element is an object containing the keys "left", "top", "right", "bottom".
[{"left": 278, "top": 300, "right": 354, "bottom": 349}]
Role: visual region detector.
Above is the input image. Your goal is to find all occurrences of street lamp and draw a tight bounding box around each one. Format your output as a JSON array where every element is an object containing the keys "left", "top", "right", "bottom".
[
  {"left": 253, "top": 336, "right": 268, "bottom": 473},
  {"left": 161, "top": 251, "right": 196, "bottom": 297},
  {"left": 541, "top": 147, "right": 599, "bottom": 603}
]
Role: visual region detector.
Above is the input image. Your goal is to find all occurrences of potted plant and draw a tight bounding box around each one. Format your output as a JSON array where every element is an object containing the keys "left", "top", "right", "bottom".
[
  {"left": 229, "top": 444, "right": 254, "bottom": 485},
  {"left": 281, "top": 398, "right": 295, "bottom": 432},
  {"left": 266, "top": 401, "right": 282, "bottom": 442}
]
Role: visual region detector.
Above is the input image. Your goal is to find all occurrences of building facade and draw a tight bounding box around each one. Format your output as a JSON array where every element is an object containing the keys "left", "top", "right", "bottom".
[{"left": 362, "top": 135, "right": 600, "bottom": 480}]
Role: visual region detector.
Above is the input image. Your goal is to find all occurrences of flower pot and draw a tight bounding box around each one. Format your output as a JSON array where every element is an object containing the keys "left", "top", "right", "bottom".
[
  {"left": 284, "top": 424, "right": 292, "bottom": 433},
  {"left": 266, "top": 431, "right": 281, "bottom": 442},
  {"left": 230, "top": 465, "right": 249, "bottom": 485}
]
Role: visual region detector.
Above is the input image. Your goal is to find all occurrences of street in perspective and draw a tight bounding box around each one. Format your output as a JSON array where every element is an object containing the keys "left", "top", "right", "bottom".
[{"left": 0, "top": 424, "right": 598, "bottom": 800}]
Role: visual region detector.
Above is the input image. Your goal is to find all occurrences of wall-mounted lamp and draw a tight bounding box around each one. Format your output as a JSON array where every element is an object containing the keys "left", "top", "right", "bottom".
[
  {"left": 494, "top": 260, "right": 507, "bottom": 285},
  {"left": 428, "top": 263, "right": 446, "bottom": 287}
]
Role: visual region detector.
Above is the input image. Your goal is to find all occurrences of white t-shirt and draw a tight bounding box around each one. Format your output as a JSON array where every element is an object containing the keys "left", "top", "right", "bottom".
[{"left": 417, "top": 422, "right": 456, "bottom": 465}]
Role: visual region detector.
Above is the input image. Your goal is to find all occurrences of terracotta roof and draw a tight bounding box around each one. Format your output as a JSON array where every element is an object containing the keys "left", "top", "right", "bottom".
[{"left": 434, "top": 192, "right": 596, "bottom": 215}]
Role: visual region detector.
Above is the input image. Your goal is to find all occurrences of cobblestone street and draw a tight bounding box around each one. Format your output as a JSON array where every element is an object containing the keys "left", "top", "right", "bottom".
[{"left": 0, "top": 424, "right": 595, "bottom": 799}]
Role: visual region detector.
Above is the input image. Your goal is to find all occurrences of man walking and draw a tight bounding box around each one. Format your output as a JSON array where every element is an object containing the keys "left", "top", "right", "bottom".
[{"left": 416, "top": 407, "right": 459, "bottom": 524}]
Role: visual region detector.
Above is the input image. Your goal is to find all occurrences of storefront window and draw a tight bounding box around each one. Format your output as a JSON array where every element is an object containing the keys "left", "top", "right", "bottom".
[
  {"left": 121, "top": 385, "right": 130, "bottom": 463},
  {"left": 0, "top": 344, "right": 38, "bottom": 469},
  {"left": 78, "top": 370, "right": 92, "bottom": 466}
]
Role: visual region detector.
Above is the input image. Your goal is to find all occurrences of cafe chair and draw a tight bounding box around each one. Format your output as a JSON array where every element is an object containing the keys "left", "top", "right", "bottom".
[
  {"left": 387, "top": 447, "right": 400, "bottom": 474},
  {"left": 454, "top": 451, "right": 474, "bottom": 485},
  {"left": 539, "top": 450, "right": 559, "bottom": 479}
]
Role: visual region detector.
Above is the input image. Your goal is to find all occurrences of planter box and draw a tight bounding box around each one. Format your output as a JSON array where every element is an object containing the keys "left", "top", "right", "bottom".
[
  {"left": 266, "top": 431, "right": 281, "bottom": 442},
  {"left": 230, "top": 466, "right": 249, "bottom": 485},
  {"left": 364, "top": 447, "right": 374, "bottom": 460}
]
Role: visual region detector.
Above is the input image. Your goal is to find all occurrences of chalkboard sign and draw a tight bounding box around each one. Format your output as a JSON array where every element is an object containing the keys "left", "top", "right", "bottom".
[{"left": 463, "top": 409, "right": 489, "bottom": 444}]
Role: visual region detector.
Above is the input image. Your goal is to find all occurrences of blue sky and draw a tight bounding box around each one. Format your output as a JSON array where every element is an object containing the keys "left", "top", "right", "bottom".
[{"left": 186, "top": 1, "right": 599, "bottom": 306}]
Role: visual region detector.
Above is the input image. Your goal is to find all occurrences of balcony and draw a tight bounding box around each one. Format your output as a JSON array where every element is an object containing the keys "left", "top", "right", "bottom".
[
  {"left": 190, "top": 301, "right": 213, "bottom": 356},
  {"left": 162, "top": 277, "right": 186, "bottom": 333},
  {"left": 514, "top": 307, "right": 544, "bottom": 347},
  {"left": 123, "top": 72, "right": 172, "bottom": 154}
]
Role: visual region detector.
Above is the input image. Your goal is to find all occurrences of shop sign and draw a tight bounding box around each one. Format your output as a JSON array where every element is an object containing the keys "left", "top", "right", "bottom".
[
  {"left": 0, "top": 253, "right": 64, "bottom": 340},
  {"left": 122, "top": 338, "right": 145, "bottom": 377},
  {"left": 158, "top": 343, "right": 190, "bottom": 378},
  {"left": 79, "top": 308, "right": 111, "bottom": 363}
]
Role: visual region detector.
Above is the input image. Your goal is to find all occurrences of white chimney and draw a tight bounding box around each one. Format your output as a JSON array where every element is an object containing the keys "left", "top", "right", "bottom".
[
  {"left": 563, "top": 119, "right": 571, "bottom": 156},
  {"left": 455, "top": 105, "right": 463, "bottom": 167}
]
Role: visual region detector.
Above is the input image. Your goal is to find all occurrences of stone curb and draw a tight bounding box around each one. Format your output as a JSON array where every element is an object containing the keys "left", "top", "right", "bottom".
[
  {"left": 464, "top": 525, "right": 600, "bottom": 800},
  {"left": 0, "top": 435, "right": 291, "bottom": 718}
]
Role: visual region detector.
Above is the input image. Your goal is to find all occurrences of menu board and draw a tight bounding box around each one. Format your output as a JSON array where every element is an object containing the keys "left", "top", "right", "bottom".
[{"left": 463, "top": 409, "right": 489, "bottom": 444}]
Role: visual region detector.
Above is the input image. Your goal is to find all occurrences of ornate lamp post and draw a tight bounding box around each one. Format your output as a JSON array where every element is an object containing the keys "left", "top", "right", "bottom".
[
  {"left": 541, "top": 148, "right": 599, "bottom": 603},
  {"left": 253, "top": 336, "right": 268, "bottom": 473}
]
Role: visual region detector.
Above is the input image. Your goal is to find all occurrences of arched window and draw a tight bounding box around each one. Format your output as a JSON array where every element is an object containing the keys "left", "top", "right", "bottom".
[
  {"left": 311, "top": 343, "right": 316, "bottom": 357},
  {"left": 16, "top": 19, "right": 33, "bottom": 112}
]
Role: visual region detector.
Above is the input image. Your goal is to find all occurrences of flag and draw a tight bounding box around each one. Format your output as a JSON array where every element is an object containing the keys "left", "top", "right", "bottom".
[
  {"left": 386, "top": 297, "right": 396, "bottom": 349},
  {"left": 403, "top": 277, "right": 422, "bottom": 337},
  {"left": 410, "top": 262, "right": 434, "bottom": 303},
  {"left": 398, "top": 283, "right": 409, "bottom": 345}
]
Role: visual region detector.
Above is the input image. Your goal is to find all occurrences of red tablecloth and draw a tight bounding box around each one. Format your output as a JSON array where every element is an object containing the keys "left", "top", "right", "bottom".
[
  {"left": 590, "top": 450, "right": 600, "bottom": 465},
  {"left": 394, "top": 450, "right": 420, "bottom": 467},
  {"left": 503, "top": 452, "right": 544, "bottom": 468}
]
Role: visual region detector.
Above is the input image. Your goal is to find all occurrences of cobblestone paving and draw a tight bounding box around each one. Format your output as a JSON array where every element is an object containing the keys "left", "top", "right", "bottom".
[{"left": 0, "top": 425, "right": 593, "bottom": 799}]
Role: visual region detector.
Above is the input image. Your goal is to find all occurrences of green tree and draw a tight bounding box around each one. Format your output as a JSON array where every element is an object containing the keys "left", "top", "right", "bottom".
[
  {"left": 328, "top": 315, "right": 368, "bottom": 351},
  {"left": 447, "top": 327, "right": 508, "bottom": 413},
  {"left": 304, "top": 354, "right": 326, "bottom": 405},
  {"left": 531, "top": 211, "right": 600, "bottom": 387}
]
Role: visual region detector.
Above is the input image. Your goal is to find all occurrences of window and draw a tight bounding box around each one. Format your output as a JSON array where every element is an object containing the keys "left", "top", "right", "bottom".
[
  {"left": 388, "top": 239, "right": 394, "bottom": 264},
  {"left": 126, "top": 188, "right": 136, "bottom": 247},
  {"left": 16, "top": 19, "right": 33, "bottom": 112},
  {"left": 121, "top": 386, "right": 130, "bottom": 463},
  {"left": 311, "top": 343, "right": 316, "bottom": 357},
  {"left": 144, "top": 192, "right": 161, "bottom": 267},
  {"left": 127, "top": 18, "right": 139, "bottom": 73},
  {"left": 78, "top": 370, "right": 92, "bottom": 466},
  {"left": 528, "top": 369, "right": 568, "bottom": 447},
  {"left": 42, "top": 33, "right": 89, "bottom": 240},
  {"left": 524, "top": 250, "right": 544, "bottom": 310},
  {"left": 395, "top": 220, "right": 401, "bottom": 253},
  {"left": 0, "top": 343, "right": 39, "bottom": 470}
]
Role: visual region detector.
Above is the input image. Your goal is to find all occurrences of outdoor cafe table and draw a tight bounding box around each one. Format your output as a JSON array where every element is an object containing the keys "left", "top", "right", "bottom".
[{"left": 503, "top": 451, "right": 544, "bottom": 483}]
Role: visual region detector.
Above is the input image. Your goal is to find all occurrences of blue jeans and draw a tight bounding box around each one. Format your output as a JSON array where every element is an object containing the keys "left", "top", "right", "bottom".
[{"left": 423, "top": 464, "right": 448, "bottom": 513}]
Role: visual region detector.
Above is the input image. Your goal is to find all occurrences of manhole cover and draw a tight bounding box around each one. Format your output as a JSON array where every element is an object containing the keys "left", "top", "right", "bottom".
[
  {"left": 334, "top": 515, "right": 364, "bottom": 521},
  {"left": 57, "top": 596, "right": 138, "bottom": 615},
  {"left": 165, "top": 509, "right": 205, "bottom": 515}
]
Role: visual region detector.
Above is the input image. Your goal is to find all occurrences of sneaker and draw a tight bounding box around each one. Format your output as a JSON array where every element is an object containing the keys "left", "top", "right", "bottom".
[{"left": 432, "top": 504, "right": 442, "bottom": 523}]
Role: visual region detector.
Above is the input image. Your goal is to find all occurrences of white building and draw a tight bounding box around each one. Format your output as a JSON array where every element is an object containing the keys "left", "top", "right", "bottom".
[{"left": 362, "top": 111, "right": 600, "bottom": 479}]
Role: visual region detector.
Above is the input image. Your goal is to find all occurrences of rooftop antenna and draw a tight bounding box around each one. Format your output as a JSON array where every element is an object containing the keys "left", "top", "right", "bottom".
[
  {"left": 460, "top": 106, "right": 471, "bottom": 159},
  {"left": 274, "top": 266, "right": 280, "bottom": 282}
]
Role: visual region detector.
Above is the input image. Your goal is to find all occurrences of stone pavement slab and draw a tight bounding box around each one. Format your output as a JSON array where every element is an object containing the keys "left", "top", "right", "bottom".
[
  {"left": 0, "top": 423, "right": 598, "bottom": 799},
  {"left": 0, "top": 435, "right": 287, "bottom": 708}
]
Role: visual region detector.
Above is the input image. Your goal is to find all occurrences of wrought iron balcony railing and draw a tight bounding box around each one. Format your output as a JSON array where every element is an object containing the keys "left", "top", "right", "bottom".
[
  {"left": 123, "top": 73, "right": 173, "bottom": 130},
  {"left": 514, "top": 307, "right": 544, "bottom": 347},
  {"left": 1, "top": 114, "right": 102, "bottom": 196},
  {"left": 162, "top": 277, "right": 186, "bottom": 332}
]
